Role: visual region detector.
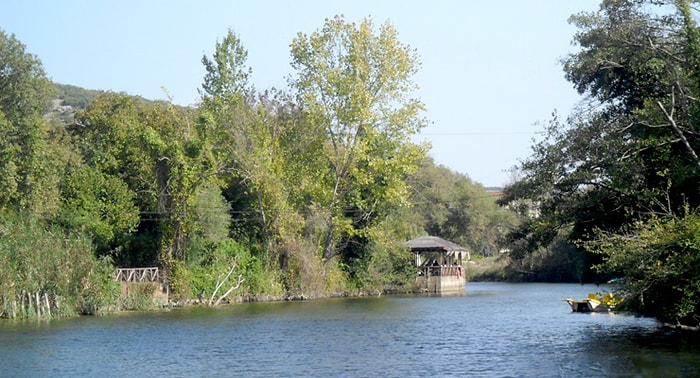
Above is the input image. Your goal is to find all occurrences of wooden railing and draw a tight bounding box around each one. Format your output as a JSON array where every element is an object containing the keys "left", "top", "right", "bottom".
[
  {"left": 114, "top": 267, "right": 160, "bottom": 283},
  {"left": 419, "top": 265, "right": 463, "bottom": 278}
]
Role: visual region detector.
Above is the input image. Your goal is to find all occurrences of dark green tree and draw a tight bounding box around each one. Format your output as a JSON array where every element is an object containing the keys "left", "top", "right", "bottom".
[
  {"left": 0, "top": 31, "right": 120, "bottom": 318},
  {"left": 585, "top": 210, "right": 700, "bottom": 327},
  {"left": 200, "top": 30, "right": 301, "bottom": 270},
  {"left": 501, "top": 0, "right": 700, "bottom": 320},
  {"left": 74, "top": 94, "right": 217, "bottom": 272},
  {"left": 57, "top": 164, "right": 139, "bottom": 256}
]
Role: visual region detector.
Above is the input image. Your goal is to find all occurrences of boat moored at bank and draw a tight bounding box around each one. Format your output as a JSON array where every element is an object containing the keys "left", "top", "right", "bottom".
[{"left": 563, "top": 293, "right": 622, "bottom": 313}]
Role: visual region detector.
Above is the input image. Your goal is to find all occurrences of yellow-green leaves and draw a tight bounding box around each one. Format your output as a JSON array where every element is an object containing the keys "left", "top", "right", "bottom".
[
  {"left": 200, "top": 29, "right": 252, "bottom": 102},
  {"left": 290, "top": 15, "right": 427, "bottom": 262}
]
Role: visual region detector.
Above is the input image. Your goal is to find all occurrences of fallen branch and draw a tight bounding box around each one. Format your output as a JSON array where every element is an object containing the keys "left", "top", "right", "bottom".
[
  {"left": 208, "top": 261, "right": 245, "bottom": 306},
  {"left": 213, "top": 274, "right": 244, "bottom": 306}
]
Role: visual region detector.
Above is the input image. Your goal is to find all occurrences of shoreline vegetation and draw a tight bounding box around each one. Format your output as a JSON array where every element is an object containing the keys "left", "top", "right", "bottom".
[
  {"left": 0, "top": 186, "right": 513, "bottom": 320},
  {"left": 1, "top": 21, "right": 519, "bottom": 321},
  {"left": 5, "top": 2, "right": 700, "bottom": 328},
  {"left": 1, "top": 251, "right": 508, "bottom": 320}
]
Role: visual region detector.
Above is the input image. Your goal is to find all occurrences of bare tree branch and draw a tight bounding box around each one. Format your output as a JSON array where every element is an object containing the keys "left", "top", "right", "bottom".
[
  {"left": 656, "top": 99, "right": 700, "bottom": 171},
  {"left": 208, "top": 261, "right": 244, "bottom": 306}
]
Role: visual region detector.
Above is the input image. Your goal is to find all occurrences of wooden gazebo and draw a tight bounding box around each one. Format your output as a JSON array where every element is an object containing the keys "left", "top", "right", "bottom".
[{"left": 405, "top": 236, "right": 468, "bottom": 294}]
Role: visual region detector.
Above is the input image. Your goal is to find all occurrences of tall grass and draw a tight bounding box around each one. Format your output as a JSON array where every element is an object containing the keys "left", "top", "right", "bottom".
[{"left": 0, "top": 212, "right": 119, "bottom": 319}]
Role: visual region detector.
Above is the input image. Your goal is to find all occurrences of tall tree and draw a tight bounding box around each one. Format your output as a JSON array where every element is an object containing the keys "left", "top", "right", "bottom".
[
  {"left": 0, "top": 29, "right": 59, "bottom": 214},
  {"left": 502, "top": 0, "right": 700, "bottom": 262},
  {"left": 501, "top": 0, "right": 700, "bottom": 319},
  {"left": 199, "top": 30, "right": 301, "bottom": 267},
  {"left": 289, "top": 15, "right": 428, "bottom": 265}
]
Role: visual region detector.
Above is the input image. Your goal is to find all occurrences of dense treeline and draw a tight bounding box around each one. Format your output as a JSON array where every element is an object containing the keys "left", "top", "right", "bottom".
[
  {"left": 0, "top": 16, "right": 512, "bottom": 318},
  {"left": 500, "top": 0, "right": 700, "bottom": 327}
]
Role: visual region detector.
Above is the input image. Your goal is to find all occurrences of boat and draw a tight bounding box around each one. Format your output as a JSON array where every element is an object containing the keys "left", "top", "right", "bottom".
[{"left": 563, "top": 293, "right": 622, "bottom": 313}]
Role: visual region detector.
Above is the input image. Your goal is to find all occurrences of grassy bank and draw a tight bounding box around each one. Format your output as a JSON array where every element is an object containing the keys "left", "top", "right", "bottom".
[{"left": 466, "top": 256, "right": 509, "bottom": 282}]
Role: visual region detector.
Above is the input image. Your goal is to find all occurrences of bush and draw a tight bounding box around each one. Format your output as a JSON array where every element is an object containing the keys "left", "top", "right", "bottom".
[
  {"left": 0, "top": 212, "right": 118, "bottom": 318},
  {"left": 587, "top": 211, "right": 700, "bottom": 327},
  {"left": 118, "top": 282, "right": 157, "bottom": 311},
  {"left": 184, "top": 238, "right": 282, "bottom": 301}
]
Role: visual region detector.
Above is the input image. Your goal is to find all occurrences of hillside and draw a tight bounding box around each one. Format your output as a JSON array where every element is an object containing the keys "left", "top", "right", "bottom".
[
  {"left": 48, "top": 83, "right": 104, "bottom": 124},
  {"left": 48, "top": 83, "right": 158, "bottom": 124}
]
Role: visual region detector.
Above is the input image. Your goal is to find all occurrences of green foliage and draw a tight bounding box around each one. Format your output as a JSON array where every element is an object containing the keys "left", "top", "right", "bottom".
[
  {"left": 75, "top": 94, "right": 217, "bottom": 268},
  {"left": 200, "top": 31, "right": 290, "bottom": 274},
  {"left": 290, "top": 15, "right": 428, "bottom": 274},
  {"left": 0, "top": 29, "right": 61, "bottom": 216},
  {"left": 587, "top": 211, "right": 700, "bottom": 327},
  {"left": 0, "top": 29, "right": 54, "bottom": 121},
  {"left": 192, "top": 184, "right": 232, "bottom": 243},
  {"left": 409, "top": 157, "right": 518, "bottom": 256},
  {"left": 364, "top": 208, "right": 419, "bottom": 289},
  {"left": 506, "top": 227, "right": 585, "bottom": 282},
  {"left": 200, "top": 28, "right": 252, "bottom": 102},
  {"left": 0, "top": 212, "right": 119, "bottom": 318},
  {"left": 502, "top": 1, "right": 700, "bottom": 267},
  {"left": 0, "top": 17, "right": 510, "bottom": 310},
  {"left": 58, "top": 165, "right": 139, "bottom": 254},
  {"left": 500, "top": 1, "right": 700, "bottom": 325},
  {"left": 185, "top": 239, "right": 281, "bottom": 299},
  {"left": 467, "top": 256, "right": 510, "bottom": 282}
]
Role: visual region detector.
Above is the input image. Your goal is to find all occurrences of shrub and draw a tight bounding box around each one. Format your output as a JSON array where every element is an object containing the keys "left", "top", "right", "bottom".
[{"left": 0, "top": 212, "right": 118, "bottom": 318}]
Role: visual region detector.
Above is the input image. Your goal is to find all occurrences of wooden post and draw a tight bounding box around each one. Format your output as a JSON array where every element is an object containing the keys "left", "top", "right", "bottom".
[
  {"left": 26, "top": 290, "right": 32, "bottom": 315},
  {"left": 35, "top": 291, "right": 41, "bottom": 317},
  {"left": 44, "top": 292, "right": 51, "bottom": 318}
]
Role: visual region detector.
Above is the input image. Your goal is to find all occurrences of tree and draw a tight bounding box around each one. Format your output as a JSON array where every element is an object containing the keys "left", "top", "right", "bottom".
[
  {"left": 75, "top": 94, "right": 217, "bottom": 272},
  {"left": 0, "top": 29, "right": 59, "bottom": 215},
  {"left": 199, "top": 30, "right": 305, "bottom": 270},
  {"left": 58, "top": 165, "right": 140, "bottom": 256},
  {"left": 409, "top": 157, "right": 518, "bottom": 256},
  {"left": 0, "top": 29, "right": 53, "bottom": 123},
  {"left": 586, "top": 210, "right": 700, "bottom": 328},
  {"left": 200, "top": 29, "right": 252, "bottom": 103},
  {"left": 501, "top": 0, "right": 700, "bottom": 319},
  {"left": 289, "top": 15, "right": 428, "bottom": 268},
  {"left": 502, "top": 0, "right": 700, "bottom": 264}
]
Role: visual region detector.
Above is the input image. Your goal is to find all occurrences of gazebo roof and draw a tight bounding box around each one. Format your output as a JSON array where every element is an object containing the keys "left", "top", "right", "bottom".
[{"left": 405, "top": 236, "right": 467, "bottom": 253}]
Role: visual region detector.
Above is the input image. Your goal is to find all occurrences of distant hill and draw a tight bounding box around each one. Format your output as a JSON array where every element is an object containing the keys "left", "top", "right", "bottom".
[
  {"left": 54, "top": 83, "right": 105, "bottom": 109},
  {"left": 48, "top": 83, "right": 105, "bottom": 124},
  {"left": 48, "top": 83, "right": 158, "bottom": 125}
]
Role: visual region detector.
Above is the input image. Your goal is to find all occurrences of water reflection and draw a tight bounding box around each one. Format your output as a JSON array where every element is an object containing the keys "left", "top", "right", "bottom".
[
  {"left": 572, "top": 322, "right": 700, "bottom": 377},
  {"left": 1, "top": 282, "right": 699, "bottom": 377}
]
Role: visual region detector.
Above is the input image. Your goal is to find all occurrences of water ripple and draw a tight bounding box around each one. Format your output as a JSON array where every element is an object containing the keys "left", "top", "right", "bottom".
[{"left": 1, "top": 283, "right": 699, "bottom": 377}]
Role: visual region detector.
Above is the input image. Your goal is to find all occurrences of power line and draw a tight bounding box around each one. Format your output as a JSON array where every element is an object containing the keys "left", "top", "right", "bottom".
[{"left": 420, "top": 131, "right": 542, "bottom": 136}]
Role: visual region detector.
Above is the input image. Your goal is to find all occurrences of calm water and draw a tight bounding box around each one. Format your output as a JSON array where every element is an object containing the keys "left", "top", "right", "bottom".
[{"left": 2, "top": 282, "right": 700, "bottom": 377}]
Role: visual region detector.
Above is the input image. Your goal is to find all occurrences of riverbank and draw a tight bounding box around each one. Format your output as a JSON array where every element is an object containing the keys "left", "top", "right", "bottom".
[
  {"left": 466, "top": 255, "right": 509, "bottom": 281},
  {"left": 118, "top": 280, "right": 414, "bottom": 312}
]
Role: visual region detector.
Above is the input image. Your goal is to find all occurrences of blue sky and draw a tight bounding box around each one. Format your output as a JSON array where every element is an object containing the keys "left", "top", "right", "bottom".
[{"left": 1, "top": 1, "right": 599, "bottom": 187}]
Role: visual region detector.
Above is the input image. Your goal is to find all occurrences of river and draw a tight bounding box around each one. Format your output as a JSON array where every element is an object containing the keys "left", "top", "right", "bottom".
[{"left": 1, "top": 282, "right": 699, "bottom": 377}]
